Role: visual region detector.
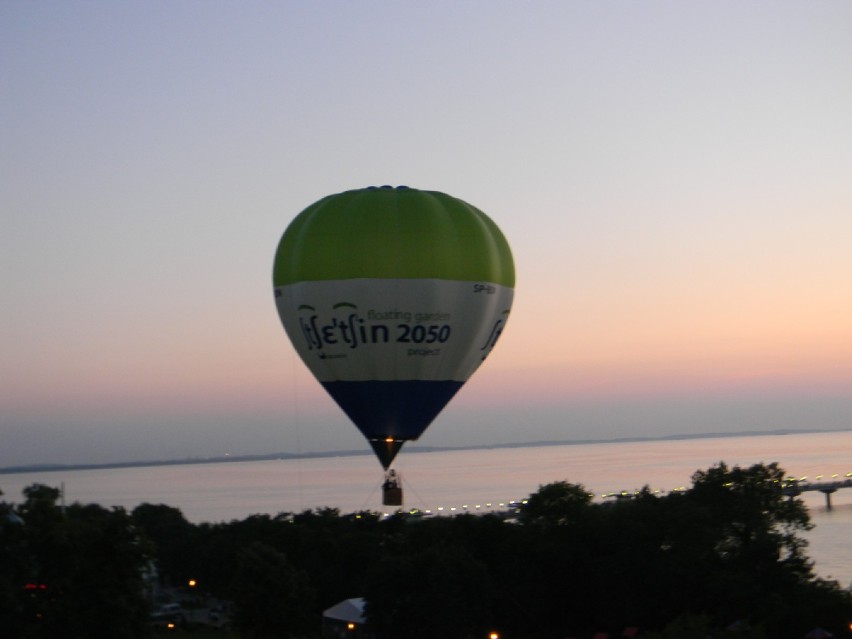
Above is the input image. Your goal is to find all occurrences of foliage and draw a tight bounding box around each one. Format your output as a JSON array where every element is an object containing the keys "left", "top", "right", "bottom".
[
  {"left": 4, "top": 460, "right": 852, "bottom": 639},
  {"left": 640, "top": 613, "right": 766, "bottom": 639},
  {"left": 0, "top": 483, "right": 151, "bottom": 639},
  {"left": 364, "top": 539, "right": 493, "bottom": 639},
  {"left": 518, "top": 479, "right": 593, "bottom": 527},
  {"left": 130, "top": 503, "right": 198, "bottom": 586},
  {"left": 229, "top": 541, "right": 317, "bottom": 638}
]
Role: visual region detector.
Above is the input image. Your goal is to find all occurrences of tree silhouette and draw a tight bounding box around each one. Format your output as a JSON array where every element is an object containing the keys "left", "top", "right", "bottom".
[
  {"left": 7, "top": 458, "right": 848, "bottom": 639},
  {"left": 2, "top": 484, "right": 150, "bottom": 639},
  {"left": 364, "top": 543, "right": 493, "bottom": 639},
  {"left": 229, "top": 540, "right": 317, "bottom": 639}
]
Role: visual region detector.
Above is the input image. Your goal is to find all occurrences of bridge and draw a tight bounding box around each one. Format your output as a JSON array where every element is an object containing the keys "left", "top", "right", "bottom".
[
  {"left": 782, "top": 477, "right": 852, "bottom": 510},
  {"left": 600, "top": 475, "right": 852, "bottom": 510}
]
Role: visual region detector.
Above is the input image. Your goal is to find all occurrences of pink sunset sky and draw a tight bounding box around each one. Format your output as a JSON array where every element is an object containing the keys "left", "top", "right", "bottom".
[{"left": 2, "top": 2, "right": 850, "bottom": 467}]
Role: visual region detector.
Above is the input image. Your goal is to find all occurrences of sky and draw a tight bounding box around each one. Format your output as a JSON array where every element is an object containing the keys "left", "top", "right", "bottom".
[{"left": 2, "top": 2, "right": 851, "bottom": 468}]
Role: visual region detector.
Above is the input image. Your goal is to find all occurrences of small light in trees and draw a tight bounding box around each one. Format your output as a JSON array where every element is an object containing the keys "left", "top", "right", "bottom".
[{"left": 188, "top": 579, "right": 197, "bottom": 588}]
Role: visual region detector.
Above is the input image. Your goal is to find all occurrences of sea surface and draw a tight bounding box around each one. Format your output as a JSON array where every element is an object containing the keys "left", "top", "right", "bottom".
[{"left": 2, "top": 430, "right": 851, "bottom": 588}]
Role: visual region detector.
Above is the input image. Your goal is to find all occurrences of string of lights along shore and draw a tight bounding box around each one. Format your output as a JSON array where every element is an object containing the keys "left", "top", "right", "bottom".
[{"left": 373, "top": 470, "right": 852, "bottom": 517}]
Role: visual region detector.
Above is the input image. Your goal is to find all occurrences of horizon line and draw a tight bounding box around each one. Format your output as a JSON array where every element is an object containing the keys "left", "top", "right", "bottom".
[{"left": 2, "top": 427, "right": 849, "bottom": 477}]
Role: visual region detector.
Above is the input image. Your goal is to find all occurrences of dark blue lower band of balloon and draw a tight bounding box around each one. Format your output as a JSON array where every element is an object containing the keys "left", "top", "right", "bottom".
[{"left": 320, "top": 379, "right": 465, "bottom": 441}]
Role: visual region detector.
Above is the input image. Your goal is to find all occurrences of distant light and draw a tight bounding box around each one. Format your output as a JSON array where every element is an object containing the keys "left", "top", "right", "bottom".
[
  {"left": 489, "top": 632, "right": 500, "bottom": 639},
  {"left": 385, "top": 437, "right": 394, "bottom": 443},
  {"left": 347, "top": 622, "right": 356, "bottom": 630},
  {"left": 188, "top": 579, "right": 197, "bottom": 588}
]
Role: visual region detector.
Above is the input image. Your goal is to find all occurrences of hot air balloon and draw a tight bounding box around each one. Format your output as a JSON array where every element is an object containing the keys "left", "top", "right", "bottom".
[{"left": 272, "top": 186, "right": 514, "bottom": 504}]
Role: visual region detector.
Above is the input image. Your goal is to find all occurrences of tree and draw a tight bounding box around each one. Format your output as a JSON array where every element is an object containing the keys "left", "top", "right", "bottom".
[
  {"left": 518, "top": 480, "right": 593, "bottom": 527},
  {"left": 684, "top": 463, "right": 811, "bottom": 617},
  {"left": 0, "top": 489, "right": 28, "bottom": 638},
  {"left": 640, "top": 613, "right": 766, "bottom": 639},
  {"left": 689, "top": 461, "right": 812, "bottom": 571},
  {"left": 131, "top": 502, "right": 197, "bottom": 585},
  {"left": 666, "top": 462, "right": 852, "bottom": 636},
  {"left": 364, "top": 544, "right": 493, "bottom": 639},
  {"left": 229, "top": 541, "right": 317, "bottom": 639},
  {"left": 5, "top": 484, "right": 151, "bottom": 639}
]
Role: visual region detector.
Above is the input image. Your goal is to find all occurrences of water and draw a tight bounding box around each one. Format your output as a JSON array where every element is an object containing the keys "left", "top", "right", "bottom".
[{"left": 2, "top": 430, "right": 850, "bottom": 587}]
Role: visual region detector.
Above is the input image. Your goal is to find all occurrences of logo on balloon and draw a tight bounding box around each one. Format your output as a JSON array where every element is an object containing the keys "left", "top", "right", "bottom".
[
  {"left": 295, "top": 303, "right": 454, "bottom": 357},
  {"left": 480, "top": 311, "right": 510, "bottom": 360}
]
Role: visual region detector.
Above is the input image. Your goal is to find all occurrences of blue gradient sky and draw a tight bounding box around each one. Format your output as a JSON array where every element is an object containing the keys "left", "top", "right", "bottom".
[{"left": 2, "top": 2, "right": 851, "bottom": 467}]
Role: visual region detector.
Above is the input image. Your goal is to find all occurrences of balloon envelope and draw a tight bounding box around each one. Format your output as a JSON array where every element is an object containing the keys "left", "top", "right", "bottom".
[{"left": 273, "top": 186, "right": 514, "bottom": 468}]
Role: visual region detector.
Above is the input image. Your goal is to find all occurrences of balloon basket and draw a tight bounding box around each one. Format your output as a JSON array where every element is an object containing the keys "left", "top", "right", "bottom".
[
  {"left": 383, "top": 486, "right": 403, "bottom": 506},
  {"left": 382, "top": 470, "right": 403, "bottom": 506}
]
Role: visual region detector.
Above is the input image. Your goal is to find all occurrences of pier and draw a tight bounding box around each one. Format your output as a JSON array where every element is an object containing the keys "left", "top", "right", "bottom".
[
  {"left": 600, "top": 474, "right": 852, "bottom": 510},
  {"left": 782, "top": 477, "right": 852, "bottom": 510}
]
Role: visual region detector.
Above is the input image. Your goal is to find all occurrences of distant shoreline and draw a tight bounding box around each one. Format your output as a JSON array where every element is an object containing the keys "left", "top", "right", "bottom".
[{"left": 2, "top": 427, "right": 848, "bottom": 476}]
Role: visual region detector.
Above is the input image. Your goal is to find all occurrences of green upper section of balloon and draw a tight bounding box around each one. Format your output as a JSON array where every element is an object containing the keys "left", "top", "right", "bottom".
[{"left": 273, "top": 186, "right": 515, "bottom": 287}]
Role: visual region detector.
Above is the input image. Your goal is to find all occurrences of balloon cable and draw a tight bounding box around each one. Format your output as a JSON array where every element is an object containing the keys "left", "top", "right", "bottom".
[
  {"left": 401, "top": 471, "right": 428, "bottom": 512},
  {"left": 288, "top": 344, "right": 305, "bottom": 513},
  {"left": 359, "top": 478, "right": 382, "bottom": 513}
]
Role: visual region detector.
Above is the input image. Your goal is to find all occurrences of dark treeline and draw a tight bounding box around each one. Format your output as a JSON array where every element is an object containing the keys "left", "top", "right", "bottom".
[{"left": 2, "top": 461, "right": 851, "bottom": 639}]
